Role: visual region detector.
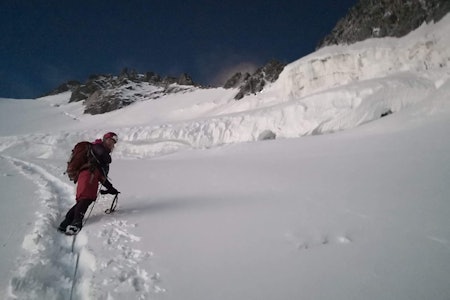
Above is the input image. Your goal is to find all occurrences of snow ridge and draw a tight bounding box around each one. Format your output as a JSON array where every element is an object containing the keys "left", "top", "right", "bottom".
[
  {"left": 0, "top": 71, "right": 439, "bottom": 162},
  {"left": 272, "top": 14, "right": 450, "bottom": 102},
  {"left": 0, "top": 72, "right": 444, "bottom": 162},
  {"left": 110, "top": 73, "right": 437, "bottom": 158}
]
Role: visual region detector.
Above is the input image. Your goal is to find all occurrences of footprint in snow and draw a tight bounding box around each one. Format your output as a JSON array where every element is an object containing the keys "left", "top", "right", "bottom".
[
  {"left": 285, "top": 232, "right": 353, "bottom": 251},
  {"left": 91, "top": 219, "right": 165, "bottom": 299}
]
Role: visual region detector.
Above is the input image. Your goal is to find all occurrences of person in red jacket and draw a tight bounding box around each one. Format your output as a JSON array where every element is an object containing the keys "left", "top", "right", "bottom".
[{"left": 58, "top": 132, "right": 120, "bottom": 235}]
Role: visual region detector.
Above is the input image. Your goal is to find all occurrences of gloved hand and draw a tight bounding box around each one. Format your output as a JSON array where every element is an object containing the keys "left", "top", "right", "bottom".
[
  {"left": 102, "top": 179, "right": 120, "bottom": 195},
  {"left": 108, "top": 187, "right": 120, "bottom": 195},
  {"left": 100, "top": 187, "right": 119, "bottom": 195}
]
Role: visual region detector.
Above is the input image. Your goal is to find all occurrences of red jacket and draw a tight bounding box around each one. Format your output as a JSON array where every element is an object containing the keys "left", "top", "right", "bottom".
[{"left": 76, "top": 168, "right": 105, "bottom": 201}]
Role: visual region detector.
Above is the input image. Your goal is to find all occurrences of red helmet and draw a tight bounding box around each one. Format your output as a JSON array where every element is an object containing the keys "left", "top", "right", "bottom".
[{"left": 103, "top": 132, "right": 118, "bottom": 143}]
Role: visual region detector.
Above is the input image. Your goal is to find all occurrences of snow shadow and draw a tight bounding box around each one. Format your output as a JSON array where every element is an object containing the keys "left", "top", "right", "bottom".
[{"left": 86, "top": 195, "right": 236, "bottom": 224}]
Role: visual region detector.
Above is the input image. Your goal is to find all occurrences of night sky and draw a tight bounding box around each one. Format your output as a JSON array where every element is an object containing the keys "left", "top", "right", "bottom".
[{"left": 1, "top": 0, "right": 358, "bottom": 99}]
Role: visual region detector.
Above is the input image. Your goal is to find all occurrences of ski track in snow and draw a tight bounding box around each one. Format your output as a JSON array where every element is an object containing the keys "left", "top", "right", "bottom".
[
  {"left": 2, "top": 155, "right": 80, "bottom": 299},
  {"left": 2, "top": 155, "right": 162, "bottom": 299}
]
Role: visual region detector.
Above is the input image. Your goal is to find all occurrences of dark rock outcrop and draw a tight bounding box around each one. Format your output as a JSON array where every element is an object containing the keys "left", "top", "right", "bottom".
[
  {"left": 143, "top": 72, "right": 194, "bottom": 86},
  {"left": 229, "top": 60, "right": 286, "bottom": 100},
  {"left": 69, "top": 75, "right": 114, "bottom": 103},
  {"left": 83, "top": 90, "right": 137, "bottom": 115},
  {"left": 317, "top": 0, "right": 450, "bottom": 49},
  {"left": 232, "top": 60, "right": 285, "bottom": 100},
  {"left": 223, "top": 72, "right": 251, "bottom": 89},
  {"left": 177, "top": 73, "right": 195, "bottom": 86},
  {"left": 59, "top": 69, "right": 198, "bottom": 114}
]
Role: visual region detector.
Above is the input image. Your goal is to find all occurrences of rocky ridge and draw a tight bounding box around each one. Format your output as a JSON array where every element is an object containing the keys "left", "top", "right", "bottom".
[
  {"left": 224, "top": 60, "right": 286, "bottom": 100},
  {"left": 45, "top": 69, "right": 197, "bottom": 115},
  {"left": 45, "top": 61, "right": 286, "bottom": 114},
  {"left": 317, "top": 0, "right": 450, "bottom": 48}
]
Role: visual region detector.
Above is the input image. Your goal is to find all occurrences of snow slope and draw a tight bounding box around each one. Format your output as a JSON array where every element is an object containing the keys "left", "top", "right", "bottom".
[{"left": 1, "top": 14, "right": 450, "bottom": 300}]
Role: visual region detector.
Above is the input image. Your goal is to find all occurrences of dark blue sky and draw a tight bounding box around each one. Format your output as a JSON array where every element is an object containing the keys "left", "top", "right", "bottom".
[{"left": 1, "top": 0, "right": 357, "bottom": 99}]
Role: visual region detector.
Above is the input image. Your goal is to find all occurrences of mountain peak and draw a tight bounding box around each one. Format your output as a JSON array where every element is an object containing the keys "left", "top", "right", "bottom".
[{"left": 317, "top": 0, "right": 450, "bottom": 49}]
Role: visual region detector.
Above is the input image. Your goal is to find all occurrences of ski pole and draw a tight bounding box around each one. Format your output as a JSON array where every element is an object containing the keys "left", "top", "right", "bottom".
[{"left": 105, "top": 193, "right": 119, "bottom": 214}]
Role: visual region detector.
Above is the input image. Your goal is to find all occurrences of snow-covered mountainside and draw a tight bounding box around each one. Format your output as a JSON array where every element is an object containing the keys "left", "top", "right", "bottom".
[
  {"left": 4, "top": 14, "right": 448, "bottom": 157},
  {"left": 0, "top": 14, "right": 450, "bottom": 300}
]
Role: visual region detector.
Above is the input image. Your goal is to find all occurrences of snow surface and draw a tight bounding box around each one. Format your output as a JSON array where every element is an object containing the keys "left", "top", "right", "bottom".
[{"left": 1, "top": 15, "right": 450, "bottom": 300}]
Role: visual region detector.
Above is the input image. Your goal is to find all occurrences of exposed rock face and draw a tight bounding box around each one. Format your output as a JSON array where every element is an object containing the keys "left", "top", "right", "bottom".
[
  {"left": 63, "top": 69, "right": 197, "bottom": 114},
  {"left": 223, "top": 72, "right": 251, "bottom": 89},
  {"left": 177, "top": 73, "right": 195, "bottom": 85},
  {"left": 84, "top": 90, "right": 117, "bottom": 115},
  {"left": 317, "top": 0, "right": 450, "bottom": 48},
  {"left": 69, "top": 75, "right": 115, "bottom": 103},
  {"left": 224, "top": 60, "right": 286, "bottom": 100},
  {"left": 144, "top": 71, "right": 194, "bottom": 86}
]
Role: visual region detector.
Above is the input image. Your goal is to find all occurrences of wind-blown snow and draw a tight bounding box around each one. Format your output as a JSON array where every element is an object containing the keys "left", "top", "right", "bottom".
[{"left": 1, "top": 15, "right": 450, "bottom": 300}]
